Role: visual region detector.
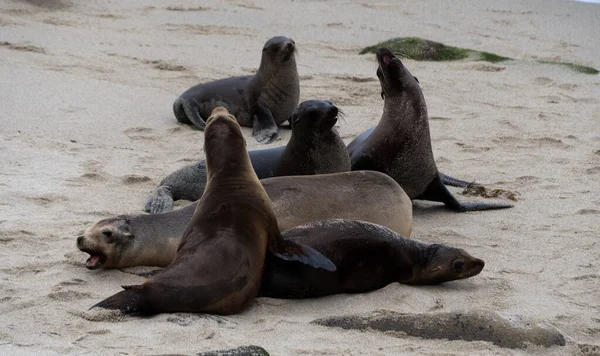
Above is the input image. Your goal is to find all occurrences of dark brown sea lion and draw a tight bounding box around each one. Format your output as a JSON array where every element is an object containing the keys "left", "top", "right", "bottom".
[
  {"left": 260, "top": 219, "right": 485, "bottom": 299},
  {"left": 173, "top": 36, "right": 299, "bottom": 144},
  {"left": 347, "top": 48, "right": 513, "bottom": 212},
  {"left": 146, "top": 100, "right": 349, "bottom": 214},
  {"left": 77, "top": 171, "right": 412, "bottom": 269},
  {"left": 91, "top": 108, "right": 334, "bottom": 315}
]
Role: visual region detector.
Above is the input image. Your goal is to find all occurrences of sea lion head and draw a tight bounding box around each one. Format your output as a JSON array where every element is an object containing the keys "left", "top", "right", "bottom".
[
  {"left": 291, "top": 99, "right": 340, "bottom": 134},
  {"left": 76, "top": 217, "right": 134, "bottom": 270},
  {"left": 204, "top": 107, "right": 247, "bottom": 174},
  {"left": 261, "top": 36, "right": 297, "bottom": 65},
  {"left": 409, "top": 244, "right": 485, "bottom": 284},
  {"left": 375, "top": 47, "right": 420, "bottom": 99}
]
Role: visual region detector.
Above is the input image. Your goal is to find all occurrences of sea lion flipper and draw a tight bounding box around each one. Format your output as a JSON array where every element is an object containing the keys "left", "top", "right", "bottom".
[
  {"left": 252, "top": 106, "right": 279, "bottom": 144},
  {"left": 145, "top": 186, "right": 174, "bottom": 214},
  {"left": 90, "top": 285, "right": 145, "bottom": 314},
  {"left": 177, "top": 97, "right": 206, "bottom": 131},
  {"left": 269, "top": 240, "right": 337, "bottom": 271},
  {"left": 439, "top": 172, "right": 474, "bottom": 188},
  {"left": 418, "top": 175, "right": 513, "bottom": 212}
]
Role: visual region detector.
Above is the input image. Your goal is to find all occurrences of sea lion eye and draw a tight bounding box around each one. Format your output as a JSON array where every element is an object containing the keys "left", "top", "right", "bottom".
[
  {"left": 102, "top": 231, "right": 113, "bottom": 239},
  {"left": 453, "top": 260, "right": 465, "bottom": 272}
]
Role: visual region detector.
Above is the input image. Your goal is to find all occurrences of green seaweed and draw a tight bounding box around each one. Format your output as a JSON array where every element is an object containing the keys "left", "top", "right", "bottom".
[
  {"left": 538, "top": 60, "right": 599, "bottom": 75},
  {"left": 360, "top": 37, "right": 597, "bottom": 74},
  {"left": 360, "top": 37, "right": 472, "bottom": 61},
  {"left": 479, "top": 51, "right": 511, "bottom": 63}
]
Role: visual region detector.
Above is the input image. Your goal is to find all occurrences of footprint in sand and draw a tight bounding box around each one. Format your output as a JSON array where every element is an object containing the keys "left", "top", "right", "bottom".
[
  {"left": 578, "top": 344, "right": 600, "bottom": 356},
  {"left": 48, "top": 290, "right": 93, "bottom": 301},
  {"left": 532, "top": 77, "right": 555, "bottom": 86},
  {"left": 0, "top": 41, "right": 46, "bottom": 54},
  {"left": 586, "top": 167, "right": 600, "bottom": 174},
  {"left": 121, "top": 174, "right": 151, "bottom": 185},
  {"left": 123, "top": 127, "right": 156, "bottom": 140}
]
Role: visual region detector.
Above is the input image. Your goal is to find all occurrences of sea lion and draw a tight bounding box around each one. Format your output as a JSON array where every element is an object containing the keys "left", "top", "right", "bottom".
[
  {"left": 91, "top": 108, "right": 334, "bottom": 315},
  {"left": 349, "top": 128, "right": 474, "bottom": 188},
  {"left": 146, "top": 100, "right": 350, "bottom": 214},
  {"left": 275, "top": 100, "right": 350, "bottom": 175},
  {"left": 260, "top": 219, "right": 485, "bottom": 299},
  {"left": 347, "top": 48, "right": 513, "bottom": 212},
  {"left": 78, "top": 171, "right": 412, "bottom": 269},
  {"left": 172, "top": 36, "right": 299, "bottom": 144}
]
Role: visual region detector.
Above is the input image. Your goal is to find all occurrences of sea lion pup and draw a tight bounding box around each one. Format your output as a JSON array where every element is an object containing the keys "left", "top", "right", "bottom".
[
  {"left": 276, "top": 100, "right": 350, "bottom": 176},
  {"left": 347, "top": 48, "right": 513, "bottom": 212},
  {"left": 78, "top": 171, "right": 412, "bottom": 269},
  {"left": 260, "top": 219, "right": 485, "bottom": 299},
  {"left": 146, "top": 100, "right": 349, "bottom": 214},
  {"left": 91, "top": 108, "right": 334, "bottom": 315},
  {"left": 173, "top": 36, "right": 299, "bottom": 144}
]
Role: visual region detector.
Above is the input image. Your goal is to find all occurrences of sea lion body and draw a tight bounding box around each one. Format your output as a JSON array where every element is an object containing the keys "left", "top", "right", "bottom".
[
  {"left": 78, "top": 171, "right": 412, "bottom": 269},
  {"left": 147, "top": 100, "right": 350, "bottom": 214},
  {"left": 173, "top": 36, "right": 299, "bottom": 144},
  {"left": 260, "top": 219, "right": 485, "bottom": 299},
  {"left": 347, "top": 48, "right": 512, "bottom": 212},
  {"left": 92, "top": 108, "right": 333, "bottom": 315}
]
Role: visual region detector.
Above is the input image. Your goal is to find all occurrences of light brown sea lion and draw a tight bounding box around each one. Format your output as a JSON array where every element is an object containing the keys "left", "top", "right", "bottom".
[
  {"left": 260, "top": 219, "right": 485, "bottom": 299},
  {"left": 91, "top": 108, "right": 334, "bottom": 315},
  {"left": 173, "top": 36, "right": 299, "bottom": 144},
  {"left": 77, "top": 171, "right": 412, "bottom": 269}
]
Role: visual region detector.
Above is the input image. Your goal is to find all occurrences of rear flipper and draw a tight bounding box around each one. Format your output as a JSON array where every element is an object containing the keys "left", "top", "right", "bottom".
[
  {"left": 90, "top": 285, "right": 145, "bottom": 315},
  {"left": 252, "top": 105, "right": 279, "bottom": 144},
  {"left": 417, "top": 174, "right": 513, "bottom": 212},
  {"left": 439, "top": 172, "right": 475, "bottom": 188},
  {"left": 175, "top": 97, "right": 207, "bottom": 130},
  {"left": 270, "top": 240, "right": 336, "bottom": 272},
  {"left": 144, "top": 163, "right": 208, "bottom": 213}
]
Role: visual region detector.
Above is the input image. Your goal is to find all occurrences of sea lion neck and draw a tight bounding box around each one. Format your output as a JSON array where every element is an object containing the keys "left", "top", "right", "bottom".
[{"left": 392, "top": 239, "right": 429, "bottom": 283}]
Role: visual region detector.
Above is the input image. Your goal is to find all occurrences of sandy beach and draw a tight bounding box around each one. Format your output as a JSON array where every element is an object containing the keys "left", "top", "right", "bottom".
[{"left": 1, "top": 0, "right": 599, "bottom": 354}]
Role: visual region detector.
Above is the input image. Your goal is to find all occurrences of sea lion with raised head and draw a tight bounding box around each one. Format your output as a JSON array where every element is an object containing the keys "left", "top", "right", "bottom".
[
  {"left": 91, "top": 108, "right": 334, "bottom": 315},
  {"left": 260, "top": 219, "right": 485, "bottom": 299},
  {"left": 347, "top": 48, "right": 513, "bottom": 212},
  {"left": 173, "top": 36, "right": 299, "bottom": 144},
  {"left": 78, "top": 171, "right": 412, "bottom": 269},
  {"left": 146, "top": 100, "right": 350, "bottom": 214}
]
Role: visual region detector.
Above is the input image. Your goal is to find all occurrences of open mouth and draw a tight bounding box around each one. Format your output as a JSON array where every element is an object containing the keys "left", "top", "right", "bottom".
[{"left": 80, "top": 248, "right": 107, "bottom": 270}]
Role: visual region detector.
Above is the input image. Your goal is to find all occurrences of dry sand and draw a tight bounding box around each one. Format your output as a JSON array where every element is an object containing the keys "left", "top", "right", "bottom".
[{"left": 1, "top": 0, "right": 599, "bottom": 355}]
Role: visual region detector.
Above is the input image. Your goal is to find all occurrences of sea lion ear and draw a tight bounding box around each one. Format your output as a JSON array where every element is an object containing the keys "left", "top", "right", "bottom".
[
  {"left": 381, "top": 91, "right": 385, "bottom": 100},
  {"left": 413, "top": 76, "right": 419, "bottom": 83}
]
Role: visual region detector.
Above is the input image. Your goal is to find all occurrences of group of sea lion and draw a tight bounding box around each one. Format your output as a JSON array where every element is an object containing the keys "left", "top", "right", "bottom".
[{"left": 78, "top": 36, "right": 512, "bottom": 315}]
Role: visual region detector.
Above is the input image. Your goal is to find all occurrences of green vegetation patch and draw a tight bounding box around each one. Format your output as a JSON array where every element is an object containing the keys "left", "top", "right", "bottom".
[
  {"left": 360, "top": 37, "right": 597, "bottom": 74},
  {"left": 360, "top": 37, "right": 510, "bottom": 63},
  {"left": 538, "top": 60, "right": 599, "bottom": 75}
]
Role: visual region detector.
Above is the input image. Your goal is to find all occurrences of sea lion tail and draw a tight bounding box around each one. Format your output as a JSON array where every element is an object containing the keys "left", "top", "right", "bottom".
[
  {"left": 145, "top": 186, "right": 174, "bottom": 214},
  {"left": 270, "top": 241, "right": 336, "bottom": 272},
  {"left": 174, "top": 98, "right": 206, "bottom": 130},
  {"left": 90, "top": 285, "right": 146, "bottom": 314},
  {"left": 439, "top": 172, "right": 474, "bottom": 188}
]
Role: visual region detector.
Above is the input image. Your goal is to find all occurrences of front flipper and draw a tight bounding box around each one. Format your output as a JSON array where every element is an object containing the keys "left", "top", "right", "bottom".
[
  {"left": 269, "top": 240, "right": 336, "bottom": 271},
  {"left": 252, "top": 105, "right": 279, "bottom": 144},
  {"left": 179, "top": 98, "right": 207, "bottom": 131},
  {"left": 417, "top": 175, "right": 514, "bottom": 212},
  {"left": 145, "top": 186, "right": 174, "bottom": 214},
  {"left": 90, "top": 285, "right": 145, "bottom": 314}
]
